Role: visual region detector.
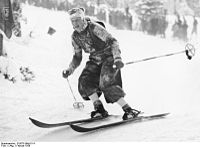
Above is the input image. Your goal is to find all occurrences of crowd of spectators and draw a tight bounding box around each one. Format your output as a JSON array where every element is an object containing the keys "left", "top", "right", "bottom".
[
  {"left": 172, "top": 14, "right": 198, "bottom": 42},
  {"left": 140, "top": 14, "right": 168, "bottom": 38},
  {"left": 17, "top": 0, "right": 199, "bottom": 41},
  {"left": 20, "top": 0, "right": 133, "bottom": 30}
]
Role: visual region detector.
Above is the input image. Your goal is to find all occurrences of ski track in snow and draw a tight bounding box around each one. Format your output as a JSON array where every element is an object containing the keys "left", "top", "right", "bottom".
[{"left": 1, "top": 4, "right": 200, "bottom": 142}]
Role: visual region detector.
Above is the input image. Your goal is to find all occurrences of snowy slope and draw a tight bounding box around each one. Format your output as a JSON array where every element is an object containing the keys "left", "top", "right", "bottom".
[{"left": 1, "top": 4, "right": 200, "bottom": 142}]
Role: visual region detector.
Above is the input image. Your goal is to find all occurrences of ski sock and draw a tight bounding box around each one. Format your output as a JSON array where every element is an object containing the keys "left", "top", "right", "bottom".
[
  {"left": 89, "top": 93, "right": 100, "bottom": 103},
  {"left": 117, "top": 98, "right": 129, "bottom": 108}
]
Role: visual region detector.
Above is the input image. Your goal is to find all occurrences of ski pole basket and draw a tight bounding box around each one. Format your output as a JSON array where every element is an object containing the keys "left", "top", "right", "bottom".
[{"left": 66, "top": 78, "right": 84, "bottom": 109}]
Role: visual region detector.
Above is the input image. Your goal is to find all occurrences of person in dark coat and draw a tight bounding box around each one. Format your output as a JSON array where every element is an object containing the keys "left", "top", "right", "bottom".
[
  {"left": 0, "top": 0, "right": 14, "bottom": 56},
  {"left": 191, "top": 16, "right": 198, "bottom": 37}
]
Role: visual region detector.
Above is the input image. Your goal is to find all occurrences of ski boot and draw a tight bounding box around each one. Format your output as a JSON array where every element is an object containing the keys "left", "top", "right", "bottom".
[
  {"left": 122, "top": 105, "right": 141, "bottom": 120},
  {"left": 91, "top": 100, "right": 109, "bottom": 118}
]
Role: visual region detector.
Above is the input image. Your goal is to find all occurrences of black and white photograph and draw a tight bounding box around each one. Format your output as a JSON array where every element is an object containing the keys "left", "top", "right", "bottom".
[{"left": 0, "top": 0, "right": 200, "bottom": 147}]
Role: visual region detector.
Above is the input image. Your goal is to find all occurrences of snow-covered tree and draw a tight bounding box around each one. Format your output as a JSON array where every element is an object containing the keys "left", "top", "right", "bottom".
[
  {"left": 185, "top": 0, "right": 200, "bottom": 16},
  {"left": 134, "top": 0, "right": 167, "bottom": 36},
  {"left": 135, "top": 0, "right": 164, "bottom": 19}
]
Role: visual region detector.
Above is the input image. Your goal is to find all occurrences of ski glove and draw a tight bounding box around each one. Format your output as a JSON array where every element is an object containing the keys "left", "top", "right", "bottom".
[
  {"left": 113, "top": 57, "right": 124, "bottom": 69},
  {"left": 62, "top": 68, "right": 73, "bottom": 78}
]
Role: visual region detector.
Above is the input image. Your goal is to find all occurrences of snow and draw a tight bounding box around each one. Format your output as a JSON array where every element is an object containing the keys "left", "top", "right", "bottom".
[{"left": 1, "top": 4, "right": 200, "bottom": 145}]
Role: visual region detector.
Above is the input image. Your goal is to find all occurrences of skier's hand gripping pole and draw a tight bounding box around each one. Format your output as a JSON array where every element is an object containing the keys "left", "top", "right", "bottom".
[
  {"left": 66, "top": 78, "right": 84, "bottom": 109},
  {"left": 125, "top": 43, "right": 196, "bottom": 65}
]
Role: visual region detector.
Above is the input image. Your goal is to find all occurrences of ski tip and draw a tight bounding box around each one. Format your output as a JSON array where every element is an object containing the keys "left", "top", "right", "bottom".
[
  {"left": 29, "top": 117, "right": 34, "bottom": 122},
  {"left": 29, "top": 117, "right": 38, "bottom": 124},
  {"left": 70, "top": 124, "right": 89, "bottom": 133},
  {"left": 153, "top": 112, "right": 170, "bottom": 118},
  {"left": 29, "top": 117, "right": 39, "bottom": 123},
  {"left": 70, "top": 124, "right": 78, "bottom": 131},
  {"left": 29, "top": 117, "right": 46, "bottom": 128},
  {"left": 162, "top": 113, "right": 170, "bottom": 116}
]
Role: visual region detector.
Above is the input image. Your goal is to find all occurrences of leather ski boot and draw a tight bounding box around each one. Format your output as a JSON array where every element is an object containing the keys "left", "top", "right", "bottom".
[
  {"left": 122, "top": 104, "right": 141, "bottom": 120},
  {"left": 91, "top": 100, "right": 108, "bottom": 118}
]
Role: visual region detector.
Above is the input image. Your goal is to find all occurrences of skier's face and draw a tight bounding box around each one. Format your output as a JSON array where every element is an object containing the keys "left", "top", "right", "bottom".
[{"left": 71, "top": 17, "right": 85, "bottom": 32}]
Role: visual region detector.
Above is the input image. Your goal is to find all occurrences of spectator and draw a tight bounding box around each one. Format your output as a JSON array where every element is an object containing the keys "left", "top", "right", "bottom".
[
  {"left": 0, "top": 0, "right": 14, "bottom": 56},
  {"left": 191, "top": 16, "right": 198, "bottom": 38},
  {"left": 182, "top": 17, "right": 188, "bottom": 42},
  {"left": 12, "top": 0, "right": 22, "bottom": 37}
]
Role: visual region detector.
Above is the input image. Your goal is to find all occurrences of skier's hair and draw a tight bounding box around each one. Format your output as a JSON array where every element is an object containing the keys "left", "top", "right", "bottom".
[{"left": 68, "top": 7, "right": 85, "bottom": 20}]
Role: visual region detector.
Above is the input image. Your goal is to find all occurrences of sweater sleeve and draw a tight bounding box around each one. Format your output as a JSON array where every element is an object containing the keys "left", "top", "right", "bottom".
[
  {"left": 92, "top": 23, "right": 122, "bottom": 61},
  {"left": 68, "top": 35, "right": 82, "bottom": 73}
]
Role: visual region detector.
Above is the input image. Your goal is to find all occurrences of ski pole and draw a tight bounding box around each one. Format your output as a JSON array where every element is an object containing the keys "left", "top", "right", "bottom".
[
  {"left": 66, "top": 78, "right": 84, "bottom": 109},
  {"left": 125, "top": 43, "right": 196, "bottom": 65}
]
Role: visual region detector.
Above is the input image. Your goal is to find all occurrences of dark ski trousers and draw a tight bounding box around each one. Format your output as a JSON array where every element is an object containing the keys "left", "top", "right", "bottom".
[{"left": 78, "top": 57, "right": 126, "bottom": 103}]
